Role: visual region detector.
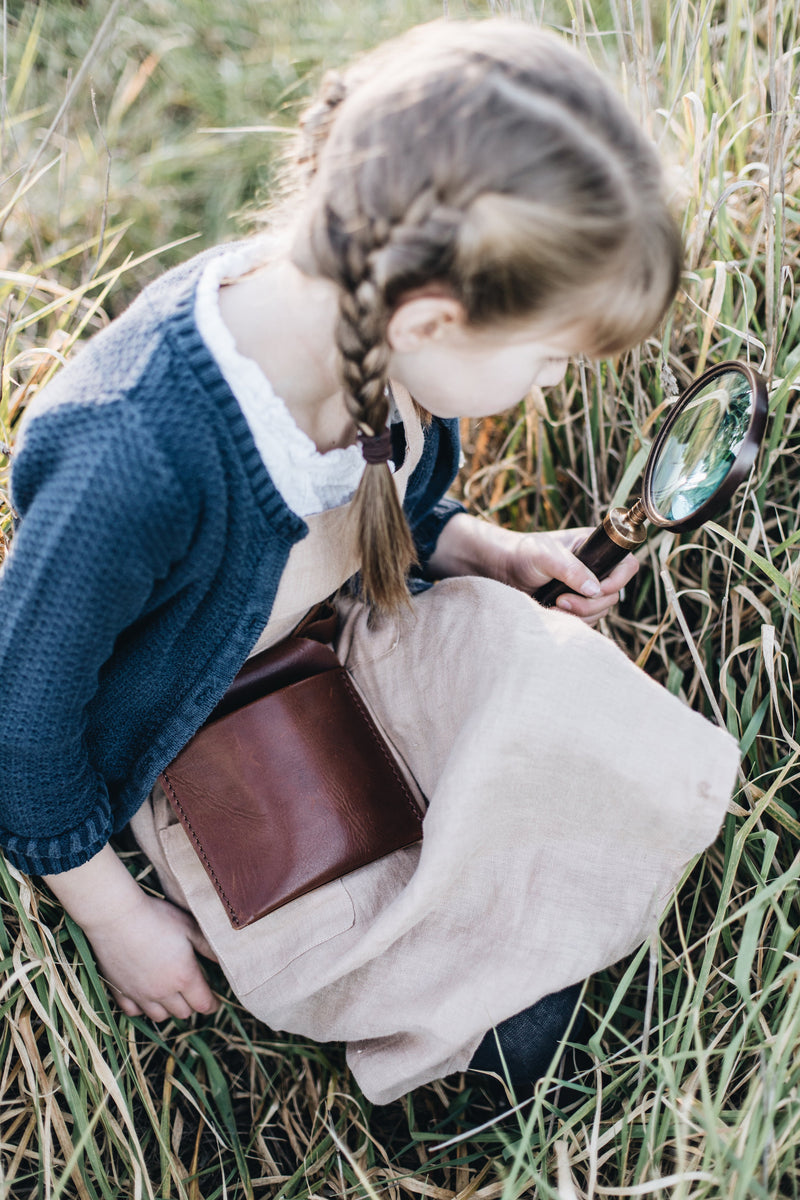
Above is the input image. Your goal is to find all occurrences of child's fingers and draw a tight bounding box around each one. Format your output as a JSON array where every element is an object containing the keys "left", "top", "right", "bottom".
[
  {"left": 142, "top": 999, "right": 172, "bottom": 1022},
  {"left": 115, "top": 992, "right": 143, "bottom": 1018},
  {"left": 520, "top": 531, "right": 604, "bottom": 596},
  {"left": 158, "top": 946, "right": 219, "bottom": 1017},
  {"left": 599, "top": 552, "right": 639, "bottom": 592},
  {"left": 555, "top": 555, "right": 639, "bottom": 623},
  {"left": 187, "top": 923, "right": 219, "bottom": 963},
  {"left": 163, "top": 993, "right": 193, "bottom": 1021},
  {"left": 173, "top": 945, "right": 220, "bottom": 1014},
  {"left": 558, "top": 540, "right": 639, "bottom": 597},
  {"left": 181, "top": 972, "right": 220, "bottom": 1015},
  {"left": 116, "top": 982, "right": 215, "bottom": 1021},
  {"left": 556, "top": 592, "right": 617, "bottom": 622},
  {"left": 115, "top": 989, "right": 190, "bottom": 1022},
  {"left": 555, "top": 552, "right": 638, "bottom": 619}
]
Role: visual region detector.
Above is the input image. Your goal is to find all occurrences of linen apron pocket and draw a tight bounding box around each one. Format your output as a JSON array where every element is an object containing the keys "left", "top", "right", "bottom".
[{"left": 158, "top": 820, "right": 355, "bottom": 997}]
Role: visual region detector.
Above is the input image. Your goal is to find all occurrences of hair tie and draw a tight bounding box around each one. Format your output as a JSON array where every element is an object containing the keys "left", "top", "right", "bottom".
[{"left": 357, "top": 426, "right": 393, "bottom": 465}]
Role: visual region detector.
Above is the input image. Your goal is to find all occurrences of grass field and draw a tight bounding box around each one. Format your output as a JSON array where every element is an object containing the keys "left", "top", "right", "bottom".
[{"left": 1, "top": 1, "right": 799, "bottom": 1196}]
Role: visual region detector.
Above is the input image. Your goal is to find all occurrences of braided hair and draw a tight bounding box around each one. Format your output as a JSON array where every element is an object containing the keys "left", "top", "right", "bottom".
[{"left": 288, "top": 19, "right": 683, "bottom": 614}]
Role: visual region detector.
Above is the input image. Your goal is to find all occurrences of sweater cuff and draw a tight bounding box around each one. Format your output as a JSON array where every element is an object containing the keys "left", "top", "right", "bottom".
[{"left": 1, "top": 811, "right": 112, "bottom": 877}]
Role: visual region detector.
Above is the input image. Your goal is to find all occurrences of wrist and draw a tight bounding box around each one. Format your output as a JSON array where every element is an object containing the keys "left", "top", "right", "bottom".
[
  {"left": 43, "top": 842, "right": 145, "bottom": 932},
  {"left": 427, "top": 512, "right": 517, "bottom": 581}
]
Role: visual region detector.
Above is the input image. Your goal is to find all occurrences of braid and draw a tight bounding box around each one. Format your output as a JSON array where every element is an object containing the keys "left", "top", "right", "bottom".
[
  {"left": 334, "top": 219, "right": 418, "bottom": 614},
  {"left": 296, "top": 70, "right": 347, "bottom": 185},
  {"left": 336, "top": 229, "right": 392, "bottom": 432}
]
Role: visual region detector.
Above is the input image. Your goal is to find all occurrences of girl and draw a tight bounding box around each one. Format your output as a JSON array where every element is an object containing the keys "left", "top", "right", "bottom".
[{"left": 0, "top": 19, "right": 739, "bottom": 1105}]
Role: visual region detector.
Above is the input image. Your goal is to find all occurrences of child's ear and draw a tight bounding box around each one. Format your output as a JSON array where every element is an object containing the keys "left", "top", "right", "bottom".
[{"left": 386, "top": 295, "right": 466, "bottom": 352}]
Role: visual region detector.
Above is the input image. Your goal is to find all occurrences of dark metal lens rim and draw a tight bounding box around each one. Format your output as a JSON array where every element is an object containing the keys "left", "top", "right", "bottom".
[{"left": 641, "top": 360, "right": 768, "bottom": 532}]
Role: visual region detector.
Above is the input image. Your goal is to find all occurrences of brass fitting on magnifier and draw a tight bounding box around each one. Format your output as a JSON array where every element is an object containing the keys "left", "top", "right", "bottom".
[{"left": 602, "top": 502, "right": 648, "bottom": 551}]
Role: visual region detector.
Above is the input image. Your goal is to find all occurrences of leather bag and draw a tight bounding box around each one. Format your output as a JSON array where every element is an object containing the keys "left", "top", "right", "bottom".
[{"left": 159, "top": 604, "right": 424, "bottom": 928}]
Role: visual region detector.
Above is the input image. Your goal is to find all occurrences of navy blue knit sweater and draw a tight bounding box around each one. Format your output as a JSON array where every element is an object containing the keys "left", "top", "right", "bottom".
[{"left": 0, "top": 247, "right": 463, "bottom": 876}]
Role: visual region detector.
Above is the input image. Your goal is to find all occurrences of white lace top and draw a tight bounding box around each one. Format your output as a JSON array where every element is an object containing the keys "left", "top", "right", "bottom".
[{"left": 194, "top": 240, "right": 382, "bottom": 517}]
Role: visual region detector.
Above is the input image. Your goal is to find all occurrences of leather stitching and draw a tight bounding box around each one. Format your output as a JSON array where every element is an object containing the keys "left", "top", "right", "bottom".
[
  {"left": 339, "top": 670, "right": 423, "bottom": 824},
  {"left": 161, "top": 770, "right": 243, "bottom": 926}
]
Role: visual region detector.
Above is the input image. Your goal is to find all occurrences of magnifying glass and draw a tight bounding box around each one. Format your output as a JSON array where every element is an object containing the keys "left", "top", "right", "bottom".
[{"left": 533, "top": 360, "right": 768, "bottom": 607}]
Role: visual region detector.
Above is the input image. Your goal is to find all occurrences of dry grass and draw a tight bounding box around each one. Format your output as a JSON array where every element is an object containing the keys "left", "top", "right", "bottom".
[{"left": 1, "top": 1, "right": 800, "bottom": 1196}]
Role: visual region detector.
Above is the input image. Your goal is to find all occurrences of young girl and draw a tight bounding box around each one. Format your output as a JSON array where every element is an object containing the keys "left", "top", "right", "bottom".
[{"left": 0, "top": 19, "right": 739, "bottom": 1105}]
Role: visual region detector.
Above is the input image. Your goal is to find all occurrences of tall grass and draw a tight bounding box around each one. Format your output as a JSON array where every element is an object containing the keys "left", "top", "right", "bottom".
[{"left": 1, "top": 1, "right": 799, "bottom": 1196}]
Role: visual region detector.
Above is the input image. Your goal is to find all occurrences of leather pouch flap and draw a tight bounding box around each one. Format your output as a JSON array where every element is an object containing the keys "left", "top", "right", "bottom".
[
  {"left": 161, "top": 667, "right": 423, "bottom": 928},
  {"left": 209, "top": 637, "right": 338, "bottom": 722}
]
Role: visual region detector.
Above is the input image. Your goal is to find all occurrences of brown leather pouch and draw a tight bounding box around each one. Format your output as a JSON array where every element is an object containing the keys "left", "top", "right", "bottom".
[{"left": 159, "top": 605, "right": 423, "bottom": 928}]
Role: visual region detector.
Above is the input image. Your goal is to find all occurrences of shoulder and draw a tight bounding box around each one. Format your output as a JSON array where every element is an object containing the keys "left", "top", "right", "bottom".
[
  {"left": 12, "top": 240, "right": 259, "bottom": 507},
  {"left": 18, "top": 239, "right": 252, "bottom": 434},
  {"left": 8, "top": 391, "right": 198, "bottom": 574}
]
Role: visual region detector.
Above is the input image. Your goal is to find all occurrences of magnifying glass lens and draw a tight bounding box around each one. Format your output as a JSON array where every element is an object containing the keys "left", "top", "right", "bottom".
[{"left": 648, "top": 370, "right": 755, "bottom": 523}]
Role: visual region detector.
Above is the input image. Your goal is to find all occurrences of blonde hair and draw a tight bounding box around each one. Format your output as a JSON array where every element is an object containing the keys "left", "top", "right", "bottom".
[{"left": 289, "top": 19, "right": 683, "bottom": 613}]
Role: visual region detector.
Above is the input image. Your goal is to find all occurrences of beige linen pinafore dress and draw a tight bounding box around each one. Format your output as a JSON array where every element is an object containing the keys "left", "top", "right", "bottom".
[{"left": 131, "top": 382, "right": 740, "bottom": 1105}]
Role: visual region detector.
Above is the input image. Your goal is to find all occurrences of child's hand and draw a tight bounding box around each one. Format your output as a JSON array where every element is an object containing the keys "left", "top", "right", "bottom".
[
  {"left": 82, "top": 891, "right": 220, "bottom": 1021},
  {"left": 43, "top": 843, "right": 219, "bottom": 1021},
  {"left": 512, "top": 527, "right": 639, "bottom": 624},
  {"left": 427, "top": 513, "right": 638, "bottom": 625}
]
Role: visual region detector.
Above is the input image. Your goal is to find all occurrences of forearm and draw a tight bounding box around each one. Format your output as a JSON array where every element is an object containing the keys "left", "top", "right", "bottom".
[
  {"left": 425, "top": 512, "right": 516, "bottom": 581},
  {"left": 42, "top": 842, "right": 144, "bottom": 931}
]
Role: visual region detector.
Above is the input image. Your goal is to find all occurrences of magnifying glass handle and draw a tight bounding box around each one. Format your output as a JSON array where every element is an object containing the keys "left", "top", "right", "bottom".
[{"left": 533, "top": 508, "right": 647, "bottom": 607}]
